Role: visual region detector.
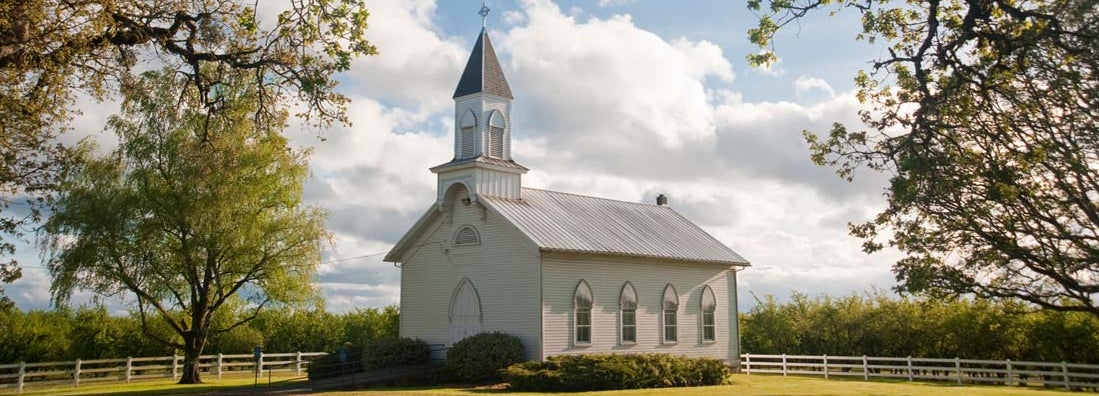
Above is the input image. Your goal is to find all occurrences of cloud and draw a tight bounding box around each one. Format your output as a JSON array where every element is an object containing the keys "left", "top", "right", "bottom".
[
  {"left": 794, "top": 75, "right": 836, "bottom": 99},
  {"left": 598, "top": 0, "right": 635, "bottom": 7}
]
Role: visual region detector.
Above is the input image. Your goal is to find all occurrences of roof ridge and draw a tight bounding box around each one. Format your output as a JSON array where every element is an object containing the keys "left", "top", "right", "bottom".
[{"left": 520, "top": 187, "right": 663, "bottom": 208}]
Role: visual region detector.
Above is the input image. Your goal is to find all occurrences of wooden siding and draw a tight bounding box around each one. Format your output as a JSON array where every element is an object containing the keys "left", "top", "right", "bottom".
[
  {"left": 541, "top": 254, "right": 740, "bottom": 363},
  {"left": 398, "top": 199, "right": 542, "bottom": 361}
]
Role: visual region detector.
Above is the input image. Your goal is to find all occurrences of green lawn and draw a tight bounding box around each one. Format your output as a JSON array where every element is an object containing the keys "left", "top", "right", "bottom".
[
  {"left": 0, "top": 372, "right": 306, "bottom": 396},
  {"left": 2, "top": 373, "right": 1082, "bottom": 396}
]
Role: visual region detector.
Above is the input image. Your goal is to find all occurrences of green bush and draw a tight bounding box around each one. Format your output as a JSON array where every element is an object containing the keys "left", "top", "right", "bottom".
[
  {"left": 446, "top": 332, "right": 524, "bottom": 383},
  {"left": 503, "top": 353, "right": 731, "bottom": 391},
  {"left": 306, "top": 347, "right": 362, "bottom": 381},
  {"left": 363, "top": 337, "right": 430, "bottom": 370}
]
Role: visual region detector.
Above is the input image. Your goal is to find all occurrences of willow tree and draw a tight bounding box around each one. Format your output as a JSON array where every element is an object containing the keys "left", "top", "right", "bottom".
[
  {"left": 0, "top": 0, "right": 374, "bottom": 299},
  {"left": 748, "top": 0, "right": 1099, "bottom": 316},
  {"left": 45, "top": 69, "right": 327, "bottom": 384}
]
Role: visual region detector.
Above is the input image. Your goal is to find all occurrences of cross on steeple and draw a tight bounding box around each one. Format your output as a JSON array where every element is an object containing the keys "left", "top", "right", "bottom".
[{"left": 479, "top": 3, "right": 490, "bottom": 28}]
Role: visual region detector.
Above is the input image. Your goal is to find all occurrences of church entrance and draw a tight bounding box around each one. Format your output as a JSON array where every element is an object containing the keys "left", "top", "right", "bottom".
[{"left": 449, "top": 278, "right": 482, "bottom": 344}]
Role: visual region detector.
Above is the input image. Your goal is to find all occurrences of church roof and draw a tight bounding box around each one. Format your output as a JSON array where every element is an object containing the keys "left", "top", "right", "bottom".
[
  {"left": 481, "top": 189, "right": 749, "bottom": 265},
  {"left": 429, "top": 156, "right": 529, "bottom": 173},
  {"left": 453, "top": 29, "right": 513, "bottom": 99},
  {"left": 384, "top": 188, "right": 749, "bottom": 266}
]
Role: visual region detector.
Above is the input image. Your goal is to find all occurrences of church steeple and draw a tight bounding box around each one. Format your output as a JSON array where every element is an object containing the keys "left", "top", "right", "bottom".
[{"left": 430, "top": 8, "right": 527, "bottom": 203}]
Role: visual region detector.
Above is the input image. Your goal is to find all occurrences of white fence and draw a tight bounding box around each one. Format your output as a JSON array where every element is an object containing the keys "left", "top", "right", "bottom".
[
  {"left": 741, "top": 353, "right": 1099, "bottom": 390},
  {"left": 0, "top": 351, "right": 326, "bottom": 394}
]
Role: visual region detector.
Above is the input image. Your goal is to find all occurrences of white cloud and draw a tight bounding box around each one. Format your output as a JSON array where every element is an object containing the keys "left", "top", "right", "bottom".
[
  {"left": 598, "top": 0, "right": 635, "bottom": 7},
  {"left": 794, "top": 75, "right": 836, "bottom": 98}
]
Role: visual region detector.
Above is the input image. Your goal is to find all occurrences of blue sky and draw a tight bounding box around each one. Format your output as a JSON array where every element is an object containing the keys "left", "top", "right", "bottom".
[{"left": 7, "top": 0, "right": 902, "bottom": 313}]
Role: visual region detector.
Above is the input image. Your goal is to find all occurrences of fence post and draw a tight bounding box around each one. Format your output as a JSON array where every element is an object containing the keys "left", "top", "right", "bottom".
[
  {"left": 823, "top": 354, "right": 829, "bottom": 379},
  {"left": 907, "top": 356, "right": 913, "bottom": 381},
  {"left": 782, "top": 354, "right": 788, "bottom": 377},
  {"left": 172, "top": 355, "right": 179, "bottom": 380},
  {"left": 258, "top": 351, "right": 265, "bottom": 374},
  {"left": 1005, "top": 359, "right": 1012, "bottom": 386},
  {"left": 17, "top": 362, "right": 25, "bottom": 394},
  {"left": 955, "top": 357, "right": 962, "bottom": 384},
  {"left": 1062, "top": 361, "right": 1070, "bottom": 390},
  {"left": 745, "top": 353, "right": 751, "bottom": 375},
  {"left": 296, "top": 351, "right": 303, "bottom": 376},
  {"left": 73, "top": 359, "right": 82, "bottom": 387},
  {"left": 862, "top": 355, "right": 869, "bottom": 381},
  {"left": 125, "top": 357, "right": 132, "bottom": 383},
  {"left": 217, "top": 354, "right": 223, "bottom": 379}
]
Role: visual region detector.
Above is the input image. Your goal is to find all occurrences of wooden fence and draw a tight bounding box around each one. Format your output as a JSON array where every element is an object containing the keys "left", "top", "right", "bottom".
[
  {"left": 0, "top": 351, "right": 326, "bottom": 394},
  {"left": 741, "top": 353, "right": 1099, "bottom": 390}
]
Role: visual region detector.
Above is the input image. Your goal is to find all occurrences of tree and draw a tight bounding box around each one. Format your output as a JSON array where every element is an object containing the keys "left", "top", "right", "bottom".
[
  {"left": 0, "top": 0, "right": 374, "bottom": 299},
  {"left": 44, "top": 69, "right": 327, "bottom": 383},
  {"left": 748, "top": 1, "right": 1099, "bottom": 316}
]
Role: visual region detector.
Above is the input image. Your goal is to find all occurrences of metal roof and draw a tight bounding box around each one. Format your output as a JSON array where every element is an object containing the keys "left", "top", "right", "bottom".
[
  {"left": 453, "top": 28, "right": 513, "bottom": 99},
  {"left": 480, "top": 188, "right": 749, "bottom": 266}
]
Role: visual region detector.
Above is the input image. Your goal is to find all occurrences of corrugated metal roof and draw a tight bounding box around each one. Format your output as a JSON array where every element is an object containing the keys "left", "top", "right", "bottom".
[
  {"left": 480, "top": 188, "right": 749, "bottom": 266},
  {"left": 453, "top": 28, "right": 513, "bottom": 99}
]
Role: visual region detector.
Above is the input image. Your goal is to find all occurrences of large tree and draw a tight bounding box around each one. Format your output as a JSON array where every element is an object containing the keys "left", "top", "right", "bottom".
[
  {"left": 748, "top": 0, "right": 1099, "bottom": 315},
  {"left": 0, "top": 0, "right": 373, "bottom": 299},
  {"left": 44, "top": 69, "right": 327, "bottom": 383}
]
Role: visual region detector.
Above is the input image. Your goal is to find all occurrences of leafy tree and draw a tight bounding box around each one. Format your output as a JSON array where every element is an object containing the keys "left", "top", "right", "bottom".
[
  {"left": 748, "top": 0, "right": 1099, "bottom": 316},
  {"left": 44, "top": 69, "right": 327, "bottom": 383},
  {"left": 0, "top": 0, "right": 375, "bottom": 300}
]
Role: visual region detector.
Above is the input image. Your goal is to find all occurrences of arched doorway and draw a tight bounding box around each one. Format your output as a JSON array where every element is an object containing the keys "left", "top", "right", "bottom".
[{"left": 449, "top": 278, "right": 482, "bottom": 344}]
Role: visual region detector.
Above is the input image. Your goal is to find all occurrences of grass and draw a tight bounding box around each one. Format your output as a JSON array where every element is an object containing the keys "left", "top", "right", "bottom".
[
  {"left": 0, "top": 371, "right": 306, "bottom": 396},
  {"left": 1, "top": 373, "right": 1083, "bottom": 395},
  {"left": 322, "top": 374, "right": 1080, "bottom": 396}
]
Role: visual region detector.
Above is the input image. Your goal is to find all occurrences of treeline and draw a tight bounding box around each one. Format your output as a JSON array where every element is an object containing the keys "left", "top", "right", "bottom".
[
  {"left": 741, "top": 293, "right": 1099, "bottom": 363},
  {"left": 0, "top": 305, "right": 398, "bottom": 363}
]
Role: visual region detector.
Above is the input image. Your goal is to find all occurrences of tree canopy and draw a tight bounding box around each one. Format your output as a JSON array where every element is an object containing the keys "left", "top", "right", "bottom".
[
  {"left": 749, "top": 0, "right": 1099, "bottom": 316},
  {"left": 44, "top": 68, "right": 328, "bottom": 383},
  {"left": 0, "top": 0, "right": 375, "bottom": 301}
]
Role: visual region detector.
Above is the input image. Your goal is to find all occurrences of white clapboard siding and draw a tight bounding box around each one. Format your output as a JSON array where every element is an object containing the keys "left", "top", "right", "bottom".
[
  {"left": 540, "top": 255, "right": 740, "bottom": 363},
  {"left": 398, "top": 198, "right": 542, "bottom": 361}
]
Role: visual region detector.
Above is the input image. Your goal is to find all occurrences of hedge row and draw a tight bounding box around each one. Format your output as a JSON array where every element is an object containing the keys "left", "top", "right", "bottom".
[
  {"left": 446, "top": 332, "right": 525, "bottom": 383},
  {"left": 503, "top": 353, "right": 731, "bottom": 391},
  {"left": 307, "top": 337, "right": 430, "bottom": 381}
]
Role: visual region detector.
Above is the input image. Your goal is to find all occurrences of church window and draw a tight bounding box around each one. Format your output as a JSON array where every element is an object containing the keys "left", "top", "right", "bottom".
[
  {"left": 619, "top": 282, "right": 637, "bottom": 344},
  {"left": 662, "top": 284, "right": 678, "bottom": 344},
  {"left": 488, "top": 110, "right": 506, "bottom": 158},
  {"left": 460, "top": 110, "right": 477, "bottom": 159},
  {"left": 454, "top": 226, "right": 480, "bottom": 246},
  {"left": 700, "top": 285, "right": 716, "bottom": 342},
  {"left": 574, "top": 280, "right": 593, "bottom": 345}
]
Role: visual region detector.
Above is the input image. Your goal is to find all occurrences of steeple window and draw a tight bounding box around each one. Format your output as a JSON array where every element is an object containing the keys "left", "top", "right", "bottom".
[
  {"left": 460, "top": 110, "right": 477, "bottom": 159},
  {"left": 488, "top": 110, "right": 506, "bottom": 158}
]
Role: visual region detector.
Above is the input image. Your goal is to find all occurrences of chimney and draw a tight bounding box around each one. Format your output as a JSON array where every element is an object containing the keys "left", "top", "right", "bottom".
[{"left": 656, "top": 194, "right": 668, "bottom": 206}]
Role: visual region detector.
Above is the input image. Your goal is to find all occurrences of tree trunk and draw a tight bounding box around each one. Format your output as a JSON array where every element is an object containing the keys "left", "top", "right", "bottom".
[{"left": 178, "top": 333, "right": 206, "bottom": 384}]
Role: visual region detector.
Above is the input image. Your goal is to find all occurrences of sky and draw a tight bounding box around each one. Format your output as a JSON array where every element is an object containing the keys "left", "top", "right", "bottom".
[{"left": 7, "top": 0, "right": 905, "bottom": 313}]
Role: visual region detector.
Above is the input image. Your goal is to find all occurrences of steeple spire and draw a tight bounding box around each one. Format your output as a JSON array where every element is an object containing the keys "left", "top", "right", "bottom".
[{"left": 453, "top": 17, "right": 512, "bottom": 99}]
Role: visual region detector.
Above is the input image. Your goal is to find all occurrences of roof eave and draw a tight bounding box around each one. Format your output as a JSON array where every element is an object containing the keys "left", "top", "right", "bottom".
[
  {"left": 383, "top": 203, "right": 441, "bottom": 263},
  {"left": 537, "top": 247, "right": 751, "bottom": 267}
]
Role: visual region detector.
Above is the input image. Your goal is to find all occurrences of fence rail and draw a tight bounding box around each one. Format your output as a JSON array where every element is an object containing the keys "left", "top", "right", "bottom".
[
  {"left": 741, "top": 353, "right": 1099, "bottom": 390},
  {"left": 0, "top": 351, "right": 326, "bottom": 394}
]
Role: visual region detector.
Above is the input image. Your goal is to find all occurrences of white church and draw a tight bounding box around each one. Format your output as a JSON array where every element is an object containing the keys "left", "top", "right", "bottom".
[{"left": 384, "top": 21, "right": 750, "bottom": 365}]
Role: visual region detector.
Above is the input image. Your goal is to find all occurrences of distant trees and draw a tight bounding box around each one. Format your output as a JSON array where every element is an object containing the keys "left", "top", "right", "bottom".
[
  {"left": 741, "top": 293, "right": 1099, "bottom": 363},
  {"left": 0, "top": 305, "right": 399, "bottom": 364}
]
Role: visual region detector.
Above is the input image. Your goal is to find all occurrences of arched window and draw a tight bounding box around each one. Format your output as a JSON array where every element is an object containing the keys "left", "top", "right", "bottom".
[
  {"left": 619, "top": 282, "right": 637, "bottom": 344},
  {"left": 574, "top": 280, "right": 593, "bottom": 345},
  {"left": 454, "top": 226, "right": 480, "bottom": 246},
  {"left": 460, "top": 110, "right": 477, "bottom": 159},
  {"left": 700, "top": 285, "right": 716, "bottom": 342},
  {"left": 488, "top": 110, "right": 506, "bottom": 158},
  {"left": 662, "top": 284, "right": 679, "bottom": 344}
]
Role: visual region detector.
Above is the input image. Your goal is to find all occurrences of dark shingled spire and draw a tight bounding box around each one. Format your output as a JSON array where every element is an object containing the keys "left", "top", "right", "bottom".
[{"left": 453, "top": 29, "right": 513, "bottom": 99}]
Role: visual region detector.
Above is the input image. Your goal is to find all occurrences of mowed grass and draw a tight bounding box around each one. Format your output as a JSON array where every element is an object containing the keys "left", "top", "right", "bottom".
[
  {"left": 0, "top": 372, "right": 306, "bottom": 396},
  {"left": 6, "top": 373, "right": 1082, "bottom": 396},
  {"left": 331, "top": 375, "right": 1077, "bottom": 396}
]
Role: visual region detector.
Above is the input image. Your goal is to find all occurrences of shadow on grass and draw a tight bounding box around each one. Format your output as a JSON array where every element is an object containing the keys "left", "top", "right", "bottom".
[{"left": 28, "top": 378, "right": 310, "bottom": 396}]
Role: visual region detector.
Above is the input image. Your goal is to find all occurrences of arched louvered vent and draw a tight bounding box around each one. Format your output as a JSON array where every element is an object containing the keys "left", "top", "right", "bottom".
[
  {"left": 460, "top": 110, "right": 477, "bottom": 159},
  {"left": 488, "top": 110, "right": 506, "bottom": 158},
  {"left": 454, "top": 226, "right": 480, "bottom": 246}
]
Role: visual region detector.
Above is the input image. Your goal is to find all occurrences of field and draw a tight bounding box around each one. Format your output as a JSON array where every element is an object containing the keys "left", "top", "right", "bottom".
[{"left": 1, "top": 374, "right": 1082, "bottom": 396}]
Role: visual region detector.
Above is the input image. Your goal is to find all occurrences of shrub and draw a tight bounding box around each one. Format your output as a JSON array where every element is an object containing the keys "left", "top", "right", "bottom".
[
  {"left": 306, "top": 346, "right": 363, "bottom": 381},
  {"left": 363, "top": 337, "right": 431, "bottom": 370},
  {"left": 446, "top": 332, "right": 524, "bottom": 383},
  {"left": 503, "top": 353, "right": 731, "bottom": 391}
]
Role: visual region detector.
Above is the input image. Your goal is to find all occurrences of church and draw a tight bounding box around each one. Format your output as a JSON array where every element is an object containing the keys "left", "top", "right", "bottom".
[{"left": 384, "top": 20, "right": 750, "bottom": 365}]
